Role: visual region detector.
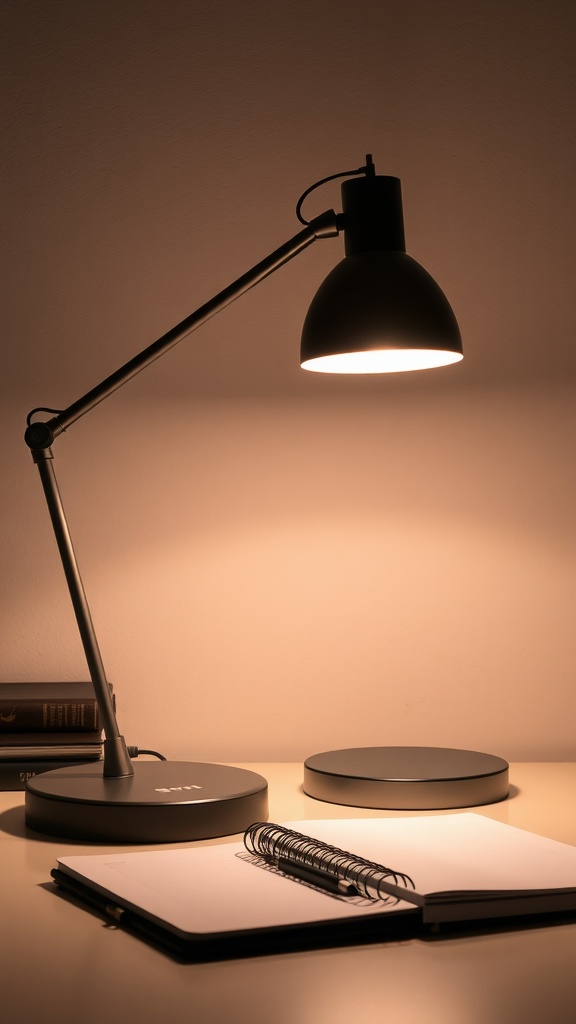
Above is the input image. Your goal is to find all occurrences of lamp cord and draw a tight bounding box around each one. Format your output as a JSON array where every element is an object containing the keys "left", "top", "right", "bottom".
[
  {"left": 127, "top": 746, "right": 167, "bottom": 761},
  {"left": 295, "top": 153, "right": 375, "bottom": 226},
  {"left": 26, "top": 407, "right": 64, "bottom": 426}
]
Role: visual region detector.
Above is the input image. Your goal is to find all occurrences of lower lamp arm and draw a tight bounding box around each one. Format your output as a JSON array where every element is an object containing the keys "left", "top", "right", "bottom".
[
  {"left": 24, "top": 210, "right": 340, "bottom": 779},
  {"left": 32, "top": 447, "right": 134, "bottom": 777}
]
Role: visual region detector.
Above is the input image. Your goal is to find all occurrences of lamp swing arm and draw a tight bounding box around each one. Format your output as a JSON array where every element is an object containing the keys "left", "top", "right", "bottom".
[
  {"left": 25, "top": 210, "right": 340, "bottom": 448},
  {"left": 23, "top": 207, "right": 340, "bottom": 780}
]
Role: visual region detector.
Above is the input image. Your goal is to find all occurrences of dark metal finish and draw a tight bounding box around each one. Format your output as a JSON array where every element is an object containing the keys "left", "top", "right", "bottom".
[
  {"left": 300, "top": 173, "right": 462, "bottom": 367},
  {"left": 25, "top": 761, "right": 268, "bottom": 842},
  {"left": 32, "top": 448, "right": 133, "bottom": 778},
  {"left": 303, "top": 747, "right": 510, "bottom": 810},
  {"left": 340, "top": 174, "right": 406, "bottom": 255}
]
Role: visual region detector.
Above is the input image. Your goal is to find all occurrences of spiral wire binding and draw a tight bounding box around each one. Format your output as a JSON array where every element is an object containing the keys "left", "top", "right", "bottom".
[{"left": 244, "top": 822, "right": 417, "bottom": 903}]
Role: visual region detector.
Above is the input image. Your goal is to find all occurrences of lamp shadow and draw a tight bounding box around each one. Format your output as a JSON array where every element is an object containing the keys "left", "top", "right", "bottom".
[
  {"left": 0, "top": 805, "right": 106, "bottom": 845},
  {"left": 0, "top": 804, "right": 59, "bottom": 842}
]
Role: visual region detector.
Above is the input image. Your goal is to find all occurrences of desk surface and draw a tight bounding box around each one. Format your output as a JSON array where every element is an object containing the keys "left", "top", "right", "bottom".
[{"left": 2, "top": 762, "right": 575, "bottom": 1024}]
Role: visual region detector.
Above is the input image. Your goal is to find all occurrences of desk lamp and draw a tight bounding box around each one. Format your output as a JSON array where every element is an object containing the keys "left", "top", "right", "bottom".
[{"left": 23, "top": 155, "right": 491, "bottom": 844}]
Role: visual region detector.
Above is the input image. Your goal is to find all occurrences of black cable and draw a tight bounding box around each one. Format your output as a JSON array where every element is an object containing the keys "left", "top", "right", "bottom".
[
  {"left": 127, "top": 746, "right": 167, "bottom": 761},
  {"left": 295, "top": 154, "right": 374, "bottom": 225},
  {"left": 26, "top": 407, "right": 64, "bottom": 426}
]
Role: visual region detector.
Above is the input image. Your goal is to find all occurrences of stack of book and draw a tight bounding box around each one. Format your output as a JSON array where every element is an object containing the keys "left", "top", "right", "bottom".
[{"left": 0, "top": 682, "right": 108, "bottom": 790}]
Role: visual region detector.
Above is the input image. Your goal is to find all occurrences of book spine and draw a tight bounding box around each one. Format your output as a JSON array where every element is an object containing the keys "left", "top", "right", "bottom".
[
  {"left": 0, "top": 731, "right": 102, "bottom": 747},
  {"left": 0, "top": 699, "right": 100, "bottom": 732},
  {"left": 0, "top": 758, "right": 102, "bottom": 791}
]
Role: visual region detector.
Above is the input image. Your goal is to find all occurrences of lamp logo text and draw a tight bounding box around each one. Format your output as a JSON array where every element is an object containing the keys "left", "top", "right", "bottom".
[{"left": 155, "top": 785, "right": 203, "bottom": 792}]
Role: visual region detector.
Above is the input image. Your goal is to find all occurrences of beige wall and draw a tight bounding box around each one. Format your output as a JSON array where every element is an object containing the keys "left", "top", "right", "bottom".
[{"left": 1, "top": 1, "right": 575, "bottom": 761}]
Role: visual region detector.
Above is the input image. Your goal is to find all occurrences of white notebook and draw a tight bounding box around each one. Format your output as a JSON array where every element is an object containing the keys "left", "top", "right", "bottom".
[{"left": 51, "top": 814, "right": 576, "bottom": 959}]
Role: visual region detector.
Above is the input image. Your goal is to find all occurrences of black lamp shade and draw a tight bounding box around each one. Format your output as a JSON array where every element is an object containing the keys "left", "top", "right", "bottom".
[
  {"left": 300, "top": 174, "right": 463, "bottom": 373},
  {"left": 300, "top": 249, "right": 463, "bottom": 373}
]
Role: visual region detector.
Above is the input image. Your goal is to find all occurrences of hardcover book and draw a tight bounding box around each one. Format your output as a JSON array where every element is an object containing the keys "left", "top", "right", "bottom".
[
  {"left": 0, "top": 682, "right": 112, "bottom": 732},
  {"left": 0, "top": 755, "right": 103, "bottom": 791}
]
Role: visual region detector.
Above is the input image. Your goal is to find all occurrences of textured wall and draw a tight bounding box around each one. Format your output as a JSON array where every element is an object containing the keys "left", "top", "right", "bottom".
[{"left": 1, "top": 0, "right": 575, "bottom": 761}]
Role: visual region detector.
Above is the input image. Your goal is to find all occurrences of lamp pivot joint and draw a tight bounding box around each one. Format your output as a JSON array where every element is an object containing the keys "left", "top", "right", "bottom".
[
  {"left": 308, "top": 209, "right": 341, "bottom": 239},
  {"left": 25, "top": 421, "right": 56, "bottom": 451}
]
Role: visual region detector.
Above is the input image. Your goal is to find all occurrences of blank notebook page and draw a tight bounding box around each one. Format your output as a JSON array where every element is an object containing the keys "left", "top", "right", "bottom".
[{"left": 56, "top": 814, "right": 576, "bottom": 936}]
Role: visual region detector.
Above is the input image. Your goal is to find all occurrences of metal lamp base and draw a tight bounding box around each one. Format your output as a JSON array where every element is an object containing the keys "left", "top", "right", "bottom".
[
  {"left": 303, "top": 746, "right": 509, "bottom": 810},
  {"left": 25, "top": 761, "right": 268, "bottom": 843}
]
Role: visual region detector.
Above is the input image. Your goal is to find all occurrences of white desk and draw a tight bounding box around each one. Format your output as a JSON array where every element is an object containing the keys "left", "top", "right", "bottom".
[{"left": 2, "top": 763, "right": 575, "bottom": 1024}]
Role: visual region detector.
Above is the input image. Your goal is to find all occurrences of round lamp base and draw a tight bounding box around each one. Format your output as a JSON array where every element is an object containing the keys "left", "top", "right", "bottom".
[
  {"left": 25, "top": 761, "right": 268, "bottom": 843},
  {"left": 304, "top": 746, "right": 509, "bottom": 810}
]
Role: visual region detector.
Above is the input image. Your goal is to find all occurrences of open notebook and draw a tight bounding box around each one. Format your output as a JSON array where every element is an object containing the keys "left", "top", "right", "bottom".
[{"left": 51, "top": 814, "right": 576, "bottom": 960}]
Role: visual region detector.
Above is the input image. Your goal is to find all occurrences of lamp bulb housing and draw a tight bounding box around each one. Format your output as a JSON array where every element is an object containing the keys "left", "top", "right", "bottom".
[{"left": 300, "top": 173, "right": 462, "bottom": 373}]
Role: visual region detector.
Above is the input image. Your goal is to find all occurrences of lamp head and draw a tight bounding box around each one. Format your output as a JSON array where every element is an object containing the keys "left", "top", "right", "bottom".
[{"left": 300, "top": 166, "right": 463, "bottom": 373}]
